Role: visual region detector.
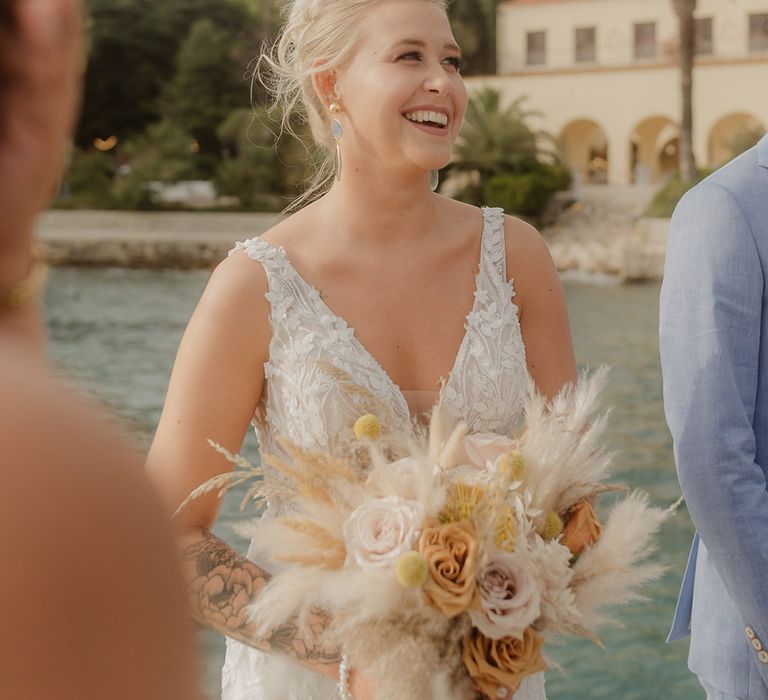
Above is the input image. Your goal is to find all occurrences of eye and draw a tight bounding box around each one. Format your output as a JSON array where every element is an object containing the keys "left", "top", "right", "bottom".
[
  {"left": 443, "top": 56, "right": 463, "bottom": 72},
  {"left": 397, "top": 51, "right": 423, "bottom": 62}
]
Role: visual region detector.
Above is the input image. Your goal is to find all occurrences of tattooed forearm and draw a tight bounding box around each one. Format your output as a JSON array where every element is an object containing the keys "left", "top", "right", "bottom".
[{"left": 181, "top": 529, "right": 341, "bottom": 667}]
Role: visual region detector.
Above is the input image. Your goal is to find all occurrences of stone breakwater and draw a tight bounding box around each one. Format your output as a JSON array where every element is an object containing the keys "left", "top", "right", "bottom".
[
  {"left": 38, "top": 201, "right": 669, "bottom": 281},
  {"left": 37, "top": 210, "right": 280, "bottom": 269},
  {"left": 542, "top": 184, "right": 668, "bottom": 282}
]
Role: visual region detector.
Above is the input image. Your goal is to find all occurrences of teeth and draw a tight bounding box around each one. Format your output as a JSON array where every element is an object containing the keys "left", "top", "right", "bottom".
[{"left": 404, "top": 110, "right": 448, "bottom": 126}]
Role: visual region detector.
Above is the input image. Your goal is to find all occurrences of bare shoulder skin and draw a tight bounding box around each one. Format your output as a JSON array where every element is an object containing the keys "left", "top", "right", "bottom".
[{"left": 0, "top": 342, "right": 203, "bottom": 700}]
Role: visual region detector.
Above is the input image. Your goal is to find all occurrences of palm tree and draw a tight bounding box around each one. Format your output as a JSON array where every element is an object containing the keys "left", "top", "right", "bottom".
[
  {"left": 673, "top": 0, "right": 697, "bottom": 182},
  {"left": 452, "top": 88, "right": 558, "bottom": 178}
]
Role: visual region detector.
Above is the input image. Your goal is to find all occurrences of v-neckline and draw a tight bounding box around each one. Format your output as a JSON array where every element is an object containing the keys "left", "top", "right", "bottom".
[{"left": 263, "top": 207, "right": 491, "bottom": 421}]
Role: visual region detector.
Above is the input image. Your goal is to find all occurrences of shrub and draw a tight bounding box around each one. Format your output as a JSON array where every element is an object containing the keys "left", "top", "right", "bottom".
[
  {"left": 104, "top": 121, "right": 201, "bottom": 209},
  {"left": 481, "top": 164, "right": 571, "bottom": 219},
  {"left": 644, "top": 170, "right": 711, "bottom": 218},
  {"left": 214, "top": 156, "right": 282, "bottom": 210},
  {"left": 60, "top": 149, "right": 117, "bottom": 208}
]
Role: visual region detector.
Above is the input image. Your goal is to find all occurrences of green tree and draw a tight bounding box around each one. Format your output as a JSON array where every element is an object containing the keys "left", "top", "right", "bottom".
[
  {"left": 161, "top": 18, "right": 248, "bottom": 155},
  {"left": 214, "top": 106, "right": 313, "bottom": 209},
  {"left": 453, "top": 88, "right": 556, "bottom": 176},
  {"left": 77, "top": 0, "right": 256, "bottom": 147},
  {"left": 448, "top": 0, "right": 502, "bottom": 75}
]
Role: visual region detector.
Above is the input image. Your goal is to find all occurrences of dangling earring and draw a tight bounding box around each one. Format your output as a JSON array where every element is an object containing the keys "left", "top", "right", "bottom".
[
  {"left": 430, "top": 169, "right": 440, "bottom": 192},
  {"left": 330, "top": 102, "right": 343, "bottom": 182}
]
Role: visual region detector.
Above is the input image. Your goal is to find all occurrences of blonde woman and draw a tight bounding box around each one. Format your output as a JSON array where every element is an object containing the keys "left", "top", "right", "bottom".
[{"left": 147, "top": 0, "right": 576, "bottom": 698}]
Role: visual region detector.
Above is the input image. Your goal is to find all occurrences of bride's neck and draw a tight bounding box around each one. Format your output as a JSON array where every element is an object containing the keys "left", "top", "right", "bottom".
[{"left": 317, "top": 171, "right": 439, "bottom": 250}]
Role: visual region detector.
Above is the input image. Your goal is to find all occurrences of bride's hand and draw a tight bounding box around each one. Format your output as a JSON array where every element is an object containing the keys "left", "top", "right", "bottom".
[{"left": 0, "top": 0, "right": 83, "bottom": 257}]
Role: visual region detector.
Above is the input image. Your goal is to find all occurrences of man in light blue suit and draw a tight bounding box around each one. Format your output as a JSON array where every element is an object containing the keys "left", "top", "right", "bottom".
[{"left": 660, "top": 133, "right": 768, "bottom": 699}]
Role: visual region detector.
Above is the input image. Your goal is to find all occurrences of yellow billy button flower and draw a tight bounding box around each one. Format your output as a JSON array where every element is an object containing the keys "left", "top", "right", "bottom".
[
  {"left": 395, "top": 551, "right": 429, "bottom": 588},
  {"left": 354, "top": 413, "right": 382, "bottom": 440},
  {"left": 540, "top": 510, "right": 564, "bottom": 541},
  {"left": 498, "top": 450, "right": 525, "bottom": 481}
]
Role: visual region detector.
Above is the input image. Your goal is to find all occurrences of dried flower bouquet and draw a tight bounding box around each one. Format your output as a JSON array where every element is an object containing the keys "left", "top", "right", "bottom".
[{"left": 180, "top": 369, "right": 673, "bottom": 699}]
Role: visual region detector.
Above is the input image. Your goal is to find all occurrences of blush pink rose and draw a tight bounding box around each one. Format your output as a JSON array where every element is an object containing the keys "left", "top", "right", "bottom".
[{"left": 342, "top": 496, "right": 425, "bottom": 569}]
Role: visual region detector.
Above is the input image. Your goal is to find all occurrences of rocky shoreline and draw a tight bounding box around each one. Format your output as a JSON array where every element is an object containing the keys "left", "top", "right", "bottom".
[
  {"left": 38, "top": 201, "right": 668, "bottom": 282},
  {"left": 543, "top": 205, "right": 668, "bottom": 283}
]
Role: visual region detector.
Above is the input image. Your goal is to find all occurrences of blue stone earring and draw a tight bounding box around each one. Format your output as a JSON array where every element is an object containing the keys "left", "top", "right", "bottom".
[{"left": 330, "top": 102, "right": 343, "bottom": 182}]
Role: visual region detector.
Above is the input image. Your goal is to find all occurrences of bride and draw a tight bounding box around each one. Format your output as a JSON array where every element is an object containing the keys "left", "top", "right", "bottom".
[{"left": 146, "top": 0, "right": 576, "bottom": 698}]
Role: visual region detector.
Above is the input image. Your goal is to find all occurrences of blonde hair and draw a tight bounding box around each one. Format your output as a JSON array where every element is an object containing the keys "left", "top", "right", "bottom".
[{"left": 256, "top": 0, "right": 449, "bottom": 209}]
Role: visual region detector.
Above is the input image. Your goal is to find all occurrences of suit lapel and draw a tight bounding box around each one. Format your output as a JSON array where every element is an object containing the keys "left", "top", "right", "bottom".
[{"left": 758, "top": 134, "right": 768, "bottom": 170}]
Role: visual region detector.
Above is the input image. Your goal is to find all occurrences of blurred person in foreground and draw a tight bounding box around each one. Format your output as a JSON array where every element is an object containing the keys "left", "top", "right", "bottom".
[
  {"left": 0, "top": 1, "right": 203, "bottom": 698},
  {"left": 661, "top": 133, "right": 768, "bottom": 699}
]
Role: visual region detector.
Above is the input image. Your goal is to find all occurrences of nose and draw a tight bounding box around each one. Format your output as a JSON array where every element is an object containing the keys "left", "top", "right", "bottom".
[{"left": 422, "top": 61, "right": 451, "bottom": 97}]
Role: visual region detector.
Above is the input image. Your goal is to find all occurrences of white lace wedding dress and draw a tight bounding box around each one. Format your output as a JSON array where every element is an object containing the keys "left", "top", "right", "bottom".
[{"left": 221, "top": 207, "right": 546, "bottom": 700}]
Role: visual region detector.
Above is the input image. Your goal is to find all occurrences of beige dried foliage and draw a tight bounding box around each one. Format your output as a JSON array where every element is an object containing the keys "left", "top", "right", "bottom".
[
  {"left": 279, "top": 517, "right": 346, "bottom": 561},
  {"left": 277, "top": 436, "right": 358, "bottom": 482},
  {"left": 273, "top": 551, "right": 346, "bottom": 569},
  {"left": 260, "top": 450, "right": 335, "bottom": 506},
  {"left": 172, "top": 439, "right": 266, "bottom": 518},
  {"left": 316, "top": 359, "right": 397, "bottom": 425}
]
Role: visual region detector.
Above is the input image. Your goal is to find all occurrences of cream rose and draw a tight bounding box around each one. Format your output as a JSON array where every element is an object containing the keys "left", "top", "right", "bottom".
[
  {"left": 388, "top": 456, "right": 440, "bottom": 500},
  {"left": 342, "top": 496, "right": 424, "bottom": 569},
  {"left": 463, "top": 433, "right": 518, "bottom": 471},
  {"left": 469, "top": 550, "right": 541, "bottom": 640}
]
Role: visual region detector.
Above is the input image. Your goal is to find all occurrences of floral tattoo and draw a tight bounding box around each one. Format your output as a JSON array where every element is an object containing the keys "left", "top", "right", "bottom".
[{"left": 182, "top": 530, "right": 341, "bottom": 665}]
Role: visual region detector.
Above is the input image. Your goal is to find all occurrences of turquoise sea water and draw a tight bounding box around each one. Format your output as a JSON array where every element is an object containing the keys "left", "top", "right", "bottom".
[{"left": 45, "top": 268, "right": 701, "bottom": 700}]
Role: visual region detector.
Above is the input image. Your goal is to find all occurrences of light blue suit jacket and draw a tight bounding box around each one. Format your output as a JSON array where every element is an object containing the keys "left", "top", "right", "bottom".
[{"left": 661, "top": 134, "right": 768, "bottom": 698}]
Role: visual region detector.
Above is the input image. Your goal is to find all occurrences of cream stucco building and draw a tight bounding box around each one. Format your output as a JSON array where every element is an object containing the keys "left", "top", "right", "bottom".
[{"left": 469, "top": 0, "right": 768, "bottom": 185}]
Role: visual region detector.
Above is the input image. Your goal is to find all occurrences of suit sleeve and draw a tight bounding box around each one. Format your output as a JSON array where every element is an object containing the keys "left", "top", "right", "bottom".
[{"left": 660, "top": 180, "right": 768, "bottom": 682}]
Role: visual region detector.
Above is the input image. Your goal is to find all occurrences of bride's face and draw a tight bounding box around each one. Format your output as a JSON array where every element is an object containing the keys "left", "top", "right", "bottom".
[{"left": 333, "top": 1, "right": 467, "bottom": 175}]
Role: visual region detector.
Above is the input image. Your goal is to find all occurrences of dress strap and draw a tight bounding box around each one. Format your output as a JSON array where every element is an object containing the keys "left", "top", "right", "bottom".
[
  {"left": 229, "top": 236, "right": 310, "bottom": 331},
  {"left": 229, "top": 237, "right": 289, "bottom": 274},
  {"left": 480, "top": 206, "right": 508, "bottom": 288}
]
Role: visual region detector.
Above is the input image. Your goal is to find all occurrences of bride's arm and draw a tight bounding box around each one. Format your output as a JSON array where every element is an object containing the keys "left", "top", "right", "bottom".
[
  {"left": 146, "top": 251, "right": 341, "bottom": 679},
  {"left": 179, "top": 527, "right": 340, "bottom": 669}
]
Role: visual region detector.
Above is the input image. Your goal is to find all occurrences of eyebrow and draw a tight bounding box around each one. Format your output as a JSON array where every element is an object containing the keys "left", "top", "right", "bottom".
[{"left": 392, "top": 39, "right": 462, "bottom": 54}]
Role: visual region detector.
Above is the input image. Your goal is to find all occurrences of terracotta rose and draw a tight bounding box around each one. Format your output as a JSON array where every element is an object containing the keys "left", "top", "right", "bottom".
[
  {"left": 418, "top": 519, "right": 479, "bottom": 617},
  {"left": 463, "top": 626, "right": 547, "bottom": 698},
  {"left": 561, "top": 500, "right": 603, "bottom": 556}
]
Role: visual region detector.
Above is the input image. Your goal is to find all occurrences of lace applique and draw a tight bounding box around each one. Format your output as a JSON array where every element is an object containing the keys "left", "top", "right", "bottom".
[{"left": 441, "top": 207, "right": 528, "bottom": 434}]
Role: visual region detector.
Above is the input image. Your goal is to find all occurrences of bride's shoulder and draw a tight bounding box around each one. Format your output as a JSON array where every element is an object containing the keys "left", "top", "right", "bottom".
[
  {"left": 198, "top": 207, "right": 322, "bottom": 343},
  {"left": 213, "top": 207, "right": 312, "bottom": 293},
  {"left": 500, "top": 213, "right": 561, "bottom": 312},
  {"left": 501, "top": 213, "right": 552, "bottom": 272},
  {"left": 441, "top": 198, "right": 553, "bottom": 277}
]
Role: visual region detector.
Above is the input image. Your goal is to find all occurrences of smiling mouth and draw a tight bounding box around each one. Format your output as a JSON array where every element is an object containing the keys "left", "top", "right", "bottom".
[{"left": 403, "top": 110, "right": 449, "bottom": 130}]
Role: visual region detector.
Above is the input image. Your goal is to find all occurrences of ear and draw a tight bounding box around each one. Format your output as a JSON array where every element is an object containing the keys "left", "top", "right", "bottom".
[{"left": 311, "top": 60, "right": 340, "bottom": 110}]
